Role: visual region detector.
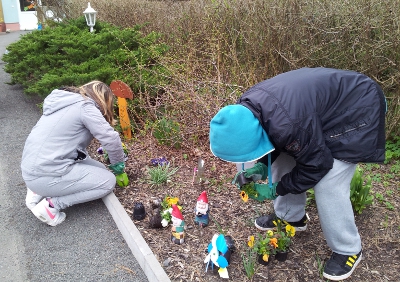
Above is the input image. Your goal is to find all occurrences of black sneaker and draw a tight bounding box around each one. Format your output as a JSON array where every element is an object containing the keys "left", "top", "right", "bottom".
[
  {"left": 323, "top": 250, "right": 362, "bottom": 281},
  {"left": 254, "top": 213, "right": 308, "bottom": 231}
]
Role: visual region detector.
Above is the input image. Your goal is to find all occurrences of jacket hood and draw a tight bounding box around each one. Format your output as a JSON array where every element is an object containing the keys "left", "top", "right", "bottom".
[{"left": 43, "top": 89, "right": 85, "bottom": 115}]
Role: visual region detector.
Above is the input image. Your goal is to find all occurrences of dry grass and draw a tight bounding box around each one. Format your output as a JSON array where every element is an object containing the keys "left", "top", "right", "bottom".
[{"left": 38, "top": 0, "right": 400, "bottom": 140}]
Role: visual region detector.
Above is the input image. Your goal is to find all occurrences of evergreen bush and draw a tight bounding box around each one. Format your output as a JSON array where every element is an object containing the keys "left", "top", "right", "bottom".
[{"left": 2, "top": 17, "right": 169, "bottom": 97}]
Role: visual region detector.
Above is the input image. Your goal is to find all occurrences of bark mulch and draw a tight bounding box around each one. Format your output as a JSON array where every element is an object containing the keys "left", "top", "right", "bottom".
[{"left": 89, "top": 136, "right": 400, "bottom": 282}]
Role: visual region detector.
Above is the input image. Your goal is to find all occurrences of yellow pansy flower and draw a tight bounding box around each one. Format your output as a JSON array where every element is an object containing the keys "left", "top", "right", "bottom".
[
  {"left": 240, "top": 191, "right": 249, "bottom": 202},
  {"left": 166, "top": 197, "right": 179, "bottom": 206},
  {"left": 286, "top": 224, "right": 296, "bottom": 237},
  {"left": 262, "top": 254, "right": 269, "bottom": 262}
]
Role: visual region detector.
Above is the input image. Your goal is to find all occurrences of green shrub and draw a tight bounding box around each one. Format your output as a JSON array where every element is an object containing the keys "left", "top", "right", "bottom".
[{"left": 2, "top": 17, "right": 169, "bottom": 97}]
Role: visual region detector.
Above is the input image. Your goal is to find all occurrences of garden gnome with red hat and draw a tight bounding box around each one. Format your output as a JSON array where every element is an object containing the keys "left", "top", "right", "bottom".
[
  {"left": 194, "top": 191, "right": 209, "bottom": 227},
  {"left": 171, "top": 204, "right": 186, "bottom": 244}
]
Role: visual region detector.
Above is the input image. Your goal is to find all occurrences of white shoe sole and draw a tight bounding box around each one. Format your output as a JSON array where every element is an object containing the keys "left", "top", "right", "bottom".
[
  {"left": 254, "top": 220, "right": 307, "bottom": 231},
  {"left": 32, "top": 210, "right": 66, "bottom": 227},
  {"left": 323, "top": 253, "right": 362, "bottom": 281}
]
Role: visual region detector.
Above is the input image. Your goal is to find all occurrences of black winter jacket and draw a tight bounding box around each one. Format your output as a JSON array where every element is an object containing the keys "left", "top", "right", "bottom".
[{"left": 238, "top": 67, "right": 386, "bottom": 196}]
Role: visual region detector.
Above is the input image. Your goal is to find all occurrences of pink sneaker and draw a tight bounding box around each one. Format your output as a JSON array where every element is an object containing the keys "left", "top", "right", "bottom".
[
  {"left": 31, "top": 198, "right": 66, "bottom": 227},
  {"left": 25, "top": 188, "right": 43, "bottom": 210}
]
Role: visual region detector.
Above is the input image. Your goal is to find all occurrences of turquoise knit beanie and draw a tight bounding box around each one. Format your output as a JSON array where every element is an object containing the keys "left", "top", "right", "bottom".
[{"left": 209, "top": 105, "right": 275, "bottom": 163}]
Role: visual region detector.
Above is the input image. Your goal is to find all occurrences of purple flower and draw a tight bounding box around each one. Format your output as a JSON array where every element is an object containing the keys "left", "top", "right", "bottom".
[
  {"left": 97, "top": 147, "right": 104, "bottom": 155},
  {"left": 150, "top": 157, "right": 169, "bottom": 166}
]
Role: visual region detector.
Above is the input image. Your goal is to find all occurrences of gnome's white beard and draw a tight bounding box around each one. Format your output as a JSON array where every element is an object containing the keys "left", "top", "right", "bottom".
[
  {"left": 196, "top": 202, "right": 209, "bottom": 215},
  {"left": 172, "top": 217, "right": 182, "bottom": 227}
]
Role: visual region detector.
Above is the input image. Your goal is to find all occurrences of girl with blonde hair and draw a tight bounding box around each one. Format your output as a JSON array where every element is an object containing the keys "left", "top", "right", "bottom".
[{"left": 21, "top": 81, "right": 127, "bottom": 226}]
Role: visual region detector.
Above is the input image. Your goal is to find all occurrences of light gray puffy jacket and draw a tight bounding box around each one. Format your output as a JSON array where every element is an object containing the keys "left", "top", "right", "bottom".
[{"left": 21, "top": 89, "right": 124, "bottom": 179}]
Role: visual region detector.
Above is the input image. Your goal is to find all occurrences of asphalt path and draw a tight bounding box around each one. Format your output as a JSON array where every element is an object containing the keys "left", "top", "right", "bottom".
[{"left": 0, "top": 31, "right": 148, "bottom": 282}]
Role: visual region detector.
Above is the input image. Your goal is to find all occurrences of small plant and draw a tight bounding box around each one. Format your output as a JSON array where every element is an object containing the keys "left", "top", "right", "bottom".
[
  {"left": 350, "top": 166, "right": 374, "bottom": 214},
  {"left": 390, "top": 160, "right": 400, "bottom": 174},
  {"left": 315, "top": 252, "right": 325, "bottom": 278},
  {"left": 272, "top": 219, "right": 296, "bottom": 252},
  {"left": 160, "top": 196, "right": 181, "bottom": 227},
  {"left": 371, "top": 173, "right": 382, "bottom": 183},
  {"left": 248, "top": 231, "right": 277, "bottom": 263},
  {"left": 374, "top": 192, "right": 394, "bottom": 211},
  {"left": 239, "top": 182, "right": 258, "bottom": 202},
  {"left": 385, "top": 135, "right": 400, "bottom": 164},
  {"left": 306, "top": 188, "right": 316, "bottom": 206},
  {"left": 241, "top": 246, "right": 257, "bottom": 280},
  {"left": 385, "top": 201, "right": 395, "bottom": 211},
  {"left": 153, "top": 117, "right": 182, "bottom": 149},
  {"left": 147, "top": 162, "right": 178, "bottom": 187}
]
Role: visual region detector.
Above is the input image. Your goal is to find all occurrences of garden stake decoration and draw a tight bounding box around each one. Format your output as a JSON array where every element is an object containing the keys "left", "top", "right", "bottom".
[
  {"left": 193, "top": 158, "right": 205, "bottom": 184},
  {"left": 110, "top": 80, "right": 134, "bottom": 139},
  {"left": 194, "top": 191, "right": 209, "bottom": 227},
  {"left": 204, "top": 234, "right": 235, "bottom": 279}
]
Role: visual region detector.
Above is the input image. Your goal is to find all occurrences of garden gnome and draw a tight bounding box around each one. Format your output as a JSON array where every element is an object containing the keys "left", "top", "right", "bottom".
[
  {"left": 171, "top": 204, "right": 185, "bottom": 244},
  {"left": 194, "top": 190, "right": 209, "bottom": 227}
]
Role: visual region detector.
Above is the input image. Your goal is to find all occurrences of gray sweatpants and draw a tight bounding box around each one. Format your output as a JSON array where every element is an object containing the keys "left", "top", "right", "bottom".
[
  {"left": 24, "top": 158, "right": 116, "bottom": 210},
  {"left": 272, "top": 153, "right": 361, "bottom": 255}
]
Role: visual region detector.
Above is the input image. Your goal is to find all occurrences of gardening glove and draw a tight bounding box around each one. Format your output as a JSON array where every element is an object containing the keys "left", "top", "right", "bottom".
[
  {"left": 108, "top": 162, "right": 125, "bottom": 175},
  {"left": 116, "top": 172, "right": 129, "bottom": 187},
  {"left": 250, "top": 182, "right": 279, "bottom": 202},
  {"left": 243, "top": 162, "right": 268, "bottom": 181}
]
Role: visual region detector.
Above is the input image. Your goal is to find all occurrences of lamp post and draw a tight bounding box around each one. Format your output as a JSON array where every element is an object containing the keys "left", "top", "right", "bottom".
[{"left": 83, "top": 2, "right": 97, "bottom": 32}]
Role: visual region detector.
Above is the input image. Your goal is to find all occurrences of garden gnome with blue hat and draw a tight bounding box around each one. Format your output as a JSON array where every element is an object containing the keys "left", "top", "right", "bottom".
[
  {"left": 209, "top": 67, "right": 386, "bottom": 281},
  {"left": 171, "top": 204, "right": 185, "bottom": 244},
  {"left": 194, "top": 190, "right": 210, "bottom": 227}
]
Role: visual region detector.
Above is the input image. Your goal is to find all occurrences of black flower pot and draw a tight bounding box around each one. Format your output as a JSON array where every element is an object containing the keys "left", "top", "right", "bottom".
[
  {"left": 236, "top": 172, "right": 253, "bottom": 187},
  {"left": 224, "top": 235, "right": 236, "bottom": 253},
  {"left": 257, "top": 254, "right": 271, "bottom": 265},
  {"left": 133, "top": 202, "right": 146, "bottom": 220},
  {"left": 275, "top": 251, "right": 289, "bottom": 262}
]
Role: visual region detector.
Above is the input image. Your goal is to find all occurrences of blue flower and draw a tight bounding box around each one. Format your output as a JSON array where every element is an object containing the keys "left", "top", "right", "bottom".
[{"left": 150, "top": 157, "right": 169, "bottom": 166}]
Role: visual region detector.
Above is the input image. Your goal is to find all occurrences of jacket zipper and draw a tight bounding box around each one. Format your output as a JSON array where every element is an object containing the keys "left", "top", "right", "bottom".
[{"left": 330, "top": 123, "right": 367, "bottom": 138}]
